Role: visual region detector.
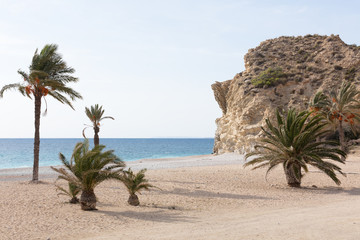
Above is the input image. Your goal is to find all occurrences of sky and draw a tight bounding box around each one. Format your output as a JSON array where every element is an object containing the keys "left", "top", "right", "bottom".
[{"left": 1, "top": 0, "right": 360, "bottom": 138}]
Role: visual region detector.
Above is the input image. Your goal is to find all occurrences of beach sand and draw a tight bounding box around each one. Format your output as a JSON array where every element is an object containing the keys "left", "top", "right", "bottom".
[{"left": 0, "top": 151, "right": 359, "bottom": 240}]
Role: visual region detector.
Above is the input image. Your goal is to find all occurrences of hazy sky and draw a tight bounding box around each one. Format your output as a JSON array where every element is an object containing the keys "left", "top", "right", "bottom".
[{"left": 1, "top": 0, "right": 360, "bottom": 138}]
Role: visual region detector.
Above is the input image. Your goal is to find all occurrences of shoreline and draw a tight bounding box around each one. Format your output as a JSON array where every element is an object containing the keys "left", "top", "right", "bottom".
[{"left": 0, "top": 153, "right": 244, "bottom": 182}]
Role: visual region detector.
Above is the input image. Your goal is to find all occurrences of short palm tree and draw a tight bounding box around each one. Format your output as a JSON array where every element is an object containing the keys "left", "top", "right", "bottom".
[
  {"left": 120, "top": 168, "right": 155, "bottom": 206},
  {"left": 51, "top": 140, "right": 125, "bottom": 210},
  {"left": 0, "top": 44, "right": 82, "bottom": 182},
  {"left": 244, "top": 109, "right": 346, "bottom": 187},
  {"left": 310, "top": 82, "right": 360, "bottom": 154},
  {"left": 55, "top": 182, "right": 81, "bottom": 204},
  {"left": 83, "top": 104, "right": 114, "bottom": 146}
]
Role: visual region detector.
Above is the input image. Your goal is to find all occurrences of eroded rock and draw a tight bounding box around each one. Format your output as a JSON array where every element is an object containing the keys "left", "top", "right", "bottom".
[{"left": 212, "top": 34, "right": 360, "bottom": 154}]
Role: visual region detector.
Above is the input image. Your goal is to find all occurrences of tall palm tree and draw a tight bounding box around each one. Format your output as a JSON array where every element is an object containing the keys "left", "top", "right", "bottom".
[
  {"left": 83, "top": 104, "right": 114, "bottom": 146},
  {"left": 0, "top": 44, "right": 82, "bottom": 182},
  {"left": 119, "top": 168, "right": 156, "bottom": 206},
  {"left": 310, "top": 82, "right": 360, "bottom": 154},
  {"left": 51, "top": 140, "right": 125, "bottom": 210},
  {"left": 245, "top": 109, "right": 346, "bottom": 187}
]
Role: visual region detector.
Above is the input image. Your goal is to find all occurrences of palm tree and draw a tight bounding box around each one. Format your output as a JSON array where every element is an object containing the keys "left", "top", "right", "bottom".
[
  {"left": 55, "top": 182, "right": 81, "bottom": 204},
  {"left": 310, "top": 82, "right": 360, "bottom": 154},
  {"left": 83, "top": 104, "right": 114, "bottom": 146},
  {"left": 244, "top": 109, "right": 346, "bottom": 187},
  {"left": 120, "top": 168, "right": 155, "bottom": 206},
  {"left": 51, "top": 140, "right": 125, "bottom": 210},
  {"left": 0, "top": 44, "right": 82, "bottom": 182}
]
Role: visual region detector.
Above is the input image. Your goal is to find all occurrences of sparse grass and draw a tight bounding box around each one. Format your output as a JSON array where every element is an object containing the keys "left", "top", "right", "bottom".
[
  {"left": 251, "top": 67, "right": 287, "bottom": 87},
  {"left": 296, "top": 49, "right": 314, "bottom": 63}
]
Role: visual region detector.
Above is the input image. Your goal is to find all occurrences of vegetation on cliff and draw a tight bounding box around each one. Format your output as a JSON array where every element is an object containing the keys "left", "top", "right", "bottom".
[{"left": 251, "top": 67, "right": 287, "bottom": 87}]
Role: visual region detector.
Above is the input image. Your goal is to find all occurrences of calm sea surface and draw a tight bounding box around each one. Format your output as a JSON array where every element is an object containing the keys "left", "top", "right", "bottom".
[{"left": 0, "top": 138, "right": 214, "bottom": 169}]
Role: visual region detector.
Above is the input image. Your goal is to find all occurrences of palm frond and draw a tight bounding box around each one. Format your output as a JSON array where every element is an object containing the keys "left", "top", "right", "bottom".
[
  {"left": 245, "top": 108, "right": 345, "bottom": 187},
  {"left": 0, "top": 83, "right": 30, "bottom": 98},
  {"left": 85, "top": 104, "right": 114, "bottom": 126},
  {"left": 52, "top": 139, "right": 125, "bottom": 193},
  {"left": 55, "top": 182, "right": 81, "bottom": 199},
  {"left": 312, "top": 82, "right": 360, "bottom": 137},
  {"left": 119, "top": 168, "right": 157, "bottom": 195}
]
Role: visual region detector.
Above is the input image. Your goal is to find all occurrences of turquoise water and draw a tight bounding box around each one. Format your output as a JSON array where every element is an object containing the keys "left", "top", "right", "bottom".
[{"left": 0, "top": 138, "right": 214, "bottom": 169}]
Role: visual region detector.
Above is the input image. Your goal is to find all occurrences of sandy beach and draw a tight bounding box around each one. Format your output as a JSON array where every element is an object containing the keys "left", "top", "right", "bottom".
[{"left": 0, "top": 151, "right": 359, "bottom": 240}]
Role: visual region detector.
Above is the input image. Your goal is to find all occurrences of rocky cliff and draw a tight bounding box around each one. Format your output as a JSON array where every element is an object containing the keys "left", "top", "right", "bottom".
[{"left": 212, "top": 34, "right": 360, "bottom": 154}]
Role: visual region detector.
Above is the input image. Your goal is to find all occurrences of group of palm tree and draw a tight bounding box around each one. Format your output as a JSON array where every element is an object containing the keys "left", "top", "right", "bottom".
[
  {"left": 0, "top": 44, "right": 155, "bottom": 210},
  {"left": 245, "top": 81, "right": 360, "bottom": 187},
  {"left": 1, "top": 43, "right": 359, "bottom": 209},
  {"left": 51, "top": 139, "right": 156, "bottom": 210}
]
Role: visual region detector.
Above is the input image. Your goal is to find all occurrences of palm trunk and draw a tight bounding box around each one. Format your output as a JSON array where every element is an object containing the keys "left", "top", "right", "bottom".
[
  {"left": 80, "top": 190, "right": 97, "bottom": 210},
  {"left": 284, "top": 163, "right": 301, "bottom": 187},
  {"left": 94, "top": 126, "right": 100, "bottom": 146},
  {"left": 33, "top": 96, "right": 41, "bottom": 182},
  {"left": 69, "top": 197, "right": 79, "bottom": 204},
  {"left": 338, "top": 120, "right": 345, "bottom": 160},
  {"left": 128, "top": 193, "right": 140, "bottom": 206}
]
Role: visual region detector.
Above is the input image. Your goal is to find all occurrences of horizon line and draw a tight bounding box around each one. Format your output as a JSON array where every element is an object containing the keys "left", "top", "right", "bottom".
[{"left": 0, "top": 137, "right": 215, "bottom": 139}]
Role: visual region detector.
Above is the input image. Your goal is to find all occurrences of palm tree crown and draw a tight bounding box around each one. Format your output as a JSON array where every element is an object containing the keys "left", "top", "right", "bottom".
[
  {"left": 121, "top": 168, "right": 154, "bottom": 195},
  {"left": 245, "top": 108, "right": 346, "bottom": 187},
  {"left": 120, "top": 168, "right": 156, "bottom": 206},
  {"left": 51, "top": 140, "right": 125, "bottom": 210},
  {"left": 310, "top": 81, "right": 360, "bottom": 153},
  {"left": 1, "top": 44, "right": 82, "bottom": 108},
  {"left": 84, "top": 104, "right": 114, "bottom": 146}
]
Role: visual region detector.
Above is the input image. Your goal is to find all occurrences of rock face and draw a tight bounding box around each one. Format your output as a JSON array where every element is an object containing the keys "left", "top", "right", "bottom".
[{"left": 212, "top": 34, "right": 360, "bottom": 154}]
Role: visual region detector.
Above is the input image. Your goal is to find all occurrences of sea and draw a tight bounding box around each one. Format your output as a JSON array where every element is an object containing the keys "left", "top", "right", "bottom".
[{"left": 0, "top": 138, "right": 214, "bottom": 169}]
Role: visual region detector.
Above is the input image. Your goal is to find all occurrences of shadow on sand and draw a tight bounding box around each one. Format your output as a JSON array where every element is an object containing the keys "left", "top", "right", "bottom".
[
  {"left": 302, "top": 186, "right": 360, "bottom": 196},
  {"left": 96, "top": 209, "right": 195, "bottom": 223},
  {"left": 157, "top": 188, "right": 273, "bottom": 200}
]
